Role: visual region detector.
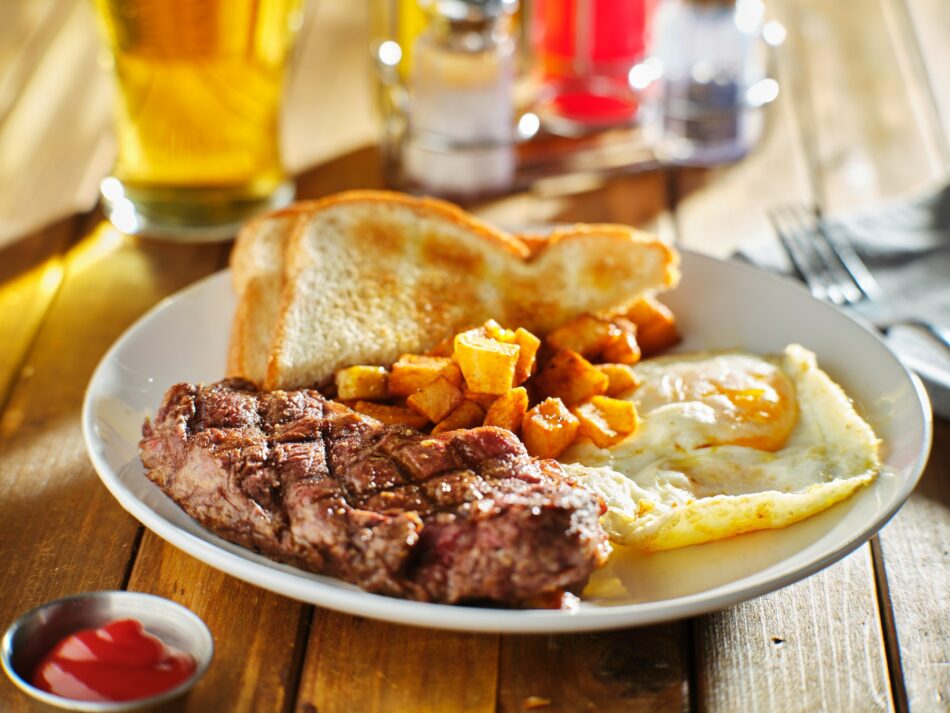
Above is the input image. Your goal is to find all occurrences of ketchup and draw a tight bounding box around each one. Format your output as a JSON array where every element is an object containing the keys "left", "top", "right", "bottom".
[{"left": 31, "top": 619, "right": 197, "bottom": 702}]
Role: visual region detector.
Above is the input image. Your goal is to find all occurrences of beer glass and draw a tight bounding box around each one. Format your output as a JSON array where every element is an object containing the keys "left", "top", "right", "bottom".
[{"left": 94, "top": 0, "right": 302, "bottom": 239}]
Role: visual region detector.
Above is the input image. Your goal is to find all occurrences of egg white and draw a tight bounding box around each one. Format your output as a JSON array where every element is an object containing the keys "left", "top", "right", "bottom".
[{"left": 563, "top": 344, "right": 880, "bottom": 551}]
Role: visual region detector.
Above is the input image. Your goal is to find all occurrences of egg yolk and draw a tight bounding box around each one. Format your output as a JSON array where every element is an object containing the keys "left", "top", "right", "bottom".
[{"left": 634, "top": 354, "right": 798, "bottom": 451}]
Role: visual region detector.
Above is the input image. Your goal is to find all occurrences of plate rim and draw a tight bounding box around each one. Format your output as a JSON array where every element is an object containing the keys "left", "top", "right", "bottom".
[{"left": 81, "top": 253, "right": 933, "bottom": 633}]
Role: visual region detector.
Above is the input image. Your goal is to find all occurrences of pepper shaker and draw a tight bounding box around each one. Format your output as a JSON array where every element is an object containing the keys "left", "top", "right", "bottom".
[{"left": 644, "top": 0, "right": 769, "bottom": 165}]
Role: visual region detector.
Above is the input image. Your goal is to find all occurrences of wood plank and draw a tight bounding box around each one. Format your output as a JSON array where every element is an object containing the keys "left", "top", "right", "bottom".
[
  {"left": 878, "top": 0, "right": 950, "bottom": 169},
  {"left": 0, "top": 0, "right": 112, "bottom": 246},
  {"left": 294, "top": 611, "right": 499, "bottom": 713},
  {"left": 497, "top": 625, "right": 689, "bottom": 713},
  {"left": 293, "top": 144, "right": 386, "bottom": 201},
  {"left": 0, "top": 216, "right": 75, "bottom": 410},
  {"left": 0, "top": 0, "right": 76, "bottom": 127},
  {"left": 790, "top": 0, "right": 943, "bottom": 209},
  {"left": 695, "top": 550, "right": 891, "bottom": 712},
  {"left": 126, "top": 532, "right": 308, "bottom": 713},
  {"left": 902, "top": 0, "right": 950, "bottom": 156},
  {"left": 474, "top": 172, "right": 670, "bottom": 237},
  {"left": 0, "top": 220, "right": 223, "bottom": 710},
  {"left": 873, "top": 419, "right": 950, "bottom": 712}
]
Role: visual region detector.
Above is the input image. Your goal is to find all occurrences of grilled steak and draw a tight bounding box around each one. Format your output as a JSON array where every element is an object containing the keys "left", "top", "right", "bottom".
[{"left": 140, "top": 379, "right": 609, "bottom": 605}]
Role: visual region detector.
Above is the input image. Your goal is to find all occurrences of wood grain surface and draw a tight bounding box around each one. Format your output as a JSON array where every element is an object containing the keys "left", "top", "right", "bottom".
[
  {"left": 497, "top": 625, "right": 689, "bottom": 713},
  {"left": 296, "top": 612, "right": 499, "bottom": 713},
  {"left": 0, "top": 0, "right": 947, "bottom": 711},
  {"left": 874, "top": 421, "right": 950, "bottom": 712}
]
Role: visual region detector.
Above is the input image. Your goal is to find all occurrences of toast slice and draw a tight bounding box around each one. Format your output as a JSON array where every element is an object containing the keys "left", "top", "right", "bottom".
[
  {"left": 228, "top": 190, "right": 679, "bottom": 390},
  {"left": 227, "top": 211, "right": 301, "bottom": 383}
]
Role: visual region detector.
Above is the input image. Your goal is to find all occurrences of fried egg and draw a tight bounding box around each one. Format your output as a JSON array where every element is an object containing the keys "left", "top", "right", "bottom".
[{"left": 562, "top": 344, "right": 880, "bottom": 551}]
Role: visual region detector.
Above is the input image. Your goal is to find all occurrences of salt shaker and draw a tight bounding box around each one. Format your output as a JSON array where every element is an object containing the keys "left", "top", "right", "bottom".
[
  {"left": 404, "top": 0, "right": 518, "bottom": 198},
  {"left": 644, "top": 0, "right": 769, "bottom": 165}
]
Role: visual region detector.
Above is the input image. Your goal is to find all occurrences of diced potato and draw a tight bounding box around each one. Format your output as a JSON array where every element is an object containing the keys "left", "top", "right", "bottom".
[
  {"left": 484, "top": 386, "right": 529, "bottom": 434},
  {"left": 335, "top": 365, "right": 390, "bottom": 401},
  {"left": 389, "top": 354, "right": 463, "bottom": 396},
  {"left": 431, "top": 400, "right": 485, "bottom": 434},
  {"left": 512, "top": 327, "right": 541, "bottom": 385},
  {"left": 637, "top": 318, "right": 680, "bottom": 356},
  {"left": 522, "top": 397, "right": 580, "bottom": 459},
  {"left": 598, "top": 363, "right": 641, "bottom": 397},
  {"left": 534, "top": 349, "right": 609, "bottom": 405},
  {"left": 453, "top": 330, "right": 520, "bottom": 395},
  {"left": 463, "top": 390, "right": 499, "bottom": 410},
  {"left": 601, "top": 318, "right": 641, "bottom": 365},
  {"left": 622, "top": 295, "right": 679, "bottom": 355},
  {"left": 483, "top": 319, "right": 516, "bottom": 343},
  {"left": 352, "top": 401, "right": 430, "bottom": 429},
  {"left": 544, "top": 314, "right": 616, "bottom": 358},
  {"left": 406, "top": 376, "right": 464, "bottom": 423},
  {"left": 572, "top": 395, "right": 638, "bottom": 448}
]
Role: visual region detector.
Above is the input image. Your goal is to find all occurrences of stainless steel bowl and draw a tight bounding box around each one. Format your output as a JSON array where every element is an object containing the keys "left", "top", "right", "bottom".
[{"left": 1, "top": 591, "right": 214, "bottom": 712}]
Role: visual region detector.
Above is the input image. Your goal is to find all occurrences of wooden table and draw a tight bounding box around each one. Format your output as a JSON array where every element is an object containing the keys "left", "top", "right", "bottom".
[{"left": 1, "top": 1, "right": 947, "bottom": 711}]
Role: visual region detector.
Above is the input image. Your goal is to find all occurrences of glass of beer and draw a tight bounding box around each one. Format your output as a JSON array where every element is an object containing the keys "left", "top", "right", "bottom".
[{"left": 94, "top": 0, "right": 303, "bottom": 240}]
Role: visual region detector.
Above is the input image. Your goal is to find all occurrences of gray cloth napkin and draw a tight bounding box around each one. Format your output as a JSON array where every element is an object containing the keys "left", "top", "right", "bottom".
[{"left": 736, "top": 184, "right": 950, "bottom": 420}]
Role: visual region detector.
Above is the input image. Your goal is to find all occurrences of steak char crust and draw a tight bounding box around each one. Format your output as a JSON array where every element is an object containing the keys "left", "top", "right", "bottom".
[{"left": 140, "top": 379, "right": 609, "bottom": 604}]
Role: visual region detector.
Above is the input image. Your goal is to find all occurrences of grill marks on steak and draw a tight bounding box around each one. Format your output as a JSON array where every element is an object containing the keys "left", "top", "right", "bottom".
[{"left": 140, "top": 379, "right": 609, "bottom": 604}]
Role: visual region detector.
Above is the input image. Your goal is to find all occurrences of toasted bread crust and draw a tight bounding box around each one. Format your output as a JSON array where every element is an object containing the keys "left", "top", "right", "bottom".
[
  {"left": 227, "top": 191, "right": 679, "bottom": 390},
  {"left": 258, "top": 190, "right": 531, "bottom": 260}
]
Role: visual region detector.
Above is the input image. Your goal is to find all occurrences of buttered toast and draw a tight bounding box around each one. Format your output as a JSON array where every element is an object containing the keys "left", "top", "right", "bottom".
[{"left": 228, "top": 191, "right": 679, "bottom": 390}]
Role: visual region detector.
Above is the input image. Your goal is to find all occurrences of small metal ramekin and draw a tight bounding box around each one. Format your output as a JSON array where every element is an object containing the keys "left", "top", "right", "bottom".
[{"left": 1, "top": 591, "right": 214, "bottom": 712}]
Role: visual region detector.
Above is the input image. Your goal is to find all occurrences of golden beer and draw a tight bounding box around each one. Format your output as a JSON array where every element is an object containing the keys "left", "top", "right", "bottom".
[{"left": 94, "top": 0, "right": 302, "bottom": 237}]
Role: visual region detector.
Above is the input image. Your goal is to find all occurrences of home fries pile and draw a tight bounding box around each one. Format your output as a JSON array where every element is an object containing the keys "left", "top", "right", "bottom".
[{"left": 227, "top": 190, "right": 880, "bottom": 552}]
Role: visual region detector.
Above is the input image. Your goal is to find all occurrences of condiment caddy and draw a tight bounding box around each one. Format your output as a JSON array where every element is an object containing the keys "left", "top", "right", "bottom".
[{"left": 372, "top": 0, "right": 782, "bottom": 201}]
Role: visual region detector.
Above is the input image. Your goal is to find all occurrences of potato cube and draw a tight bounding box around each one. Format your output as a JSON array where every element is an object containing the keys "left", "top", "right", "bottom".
[
  {"left": 572, "top": 396, "right": 638, "bottom": 448},
  {"left": 431, "top": 400, "right": 485, "bottom": 434},
  {"left": 522, "top": 397, "right": 580, "bottom": 459},
  {"left": 622, "top": 295, "right": 679, "bottom": 355},
  {"left": 534, "top": 349, "right": 609, "bottom": 405},
  {"left": 545, "top": 315, "right": 616, "bottom": 358},
  {"left": 637, "top": 318, "right": 680, "bottom": 356},
  {"left": 351, "top": 401, "right": 430, "bottom": 429},
  {"left": 406, "top": 376, "right": 464, "bottom": 423},
  {"left": 513, "top": 327, "right": 541, "bottom": 385},
  {"left": 389, "top": 354, "right": 462, "bottom": 396},
  {"left": 622, "top": 294, "right": 668, "bottom": 326},
  {"left": 463, "top": 390, "right": 499, "bottom": 411},
  {"left": 453, "top": 330, "right": 520, "bottom": 395},
  {"left": 335, "top": 365, "right": 390, "bottom": 401},
  {"left": 601, "top": 318, "right": 641, "bottom": 365},
  {"left": 598, "top": 363, "right": 641, "bottom": 397},
  {"left": 484, "top": 387, "right": 529, "bottom": 434},
  {"left": 483, "top": 319, "right": 517, "bottom": 343}
]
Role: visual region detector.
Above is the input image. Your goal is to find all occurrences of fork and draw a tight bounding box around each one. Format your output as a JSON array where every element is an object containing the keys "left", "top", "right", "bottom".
[{"left": 768, "top": 204, "right": 950, "bottom": 350}]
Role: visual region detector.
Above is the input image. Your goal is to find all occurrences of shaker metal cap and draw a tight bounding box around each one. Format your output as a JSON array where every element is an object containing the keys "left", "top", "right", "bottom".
[{"left": 430, "top": 0, "right": 518, "bottom": 22}]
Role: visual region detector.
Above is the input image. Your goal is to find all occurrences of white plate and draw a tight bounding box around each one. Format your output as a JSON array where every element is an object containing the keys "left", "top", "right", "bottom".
[{"left": 82, "top": 251, "right": 932, "bottom": 633}]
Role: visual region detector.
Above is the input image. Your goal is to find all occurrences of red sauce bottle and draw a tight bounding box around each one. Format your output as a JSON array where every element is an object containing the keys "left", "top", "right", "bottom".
[
  {"left": 532, "top": 0, "right": 657, "bottom": 125},
  {"left": 31, "top": 619, "right": 197, "bottom": 703}
]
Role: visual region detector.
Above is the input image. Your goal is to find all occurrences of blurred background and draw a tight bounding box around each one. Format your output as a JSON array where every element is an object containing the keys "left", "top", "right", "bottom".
[{"left": 1, "top": 0, "right": 946, "bottom": 252}]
